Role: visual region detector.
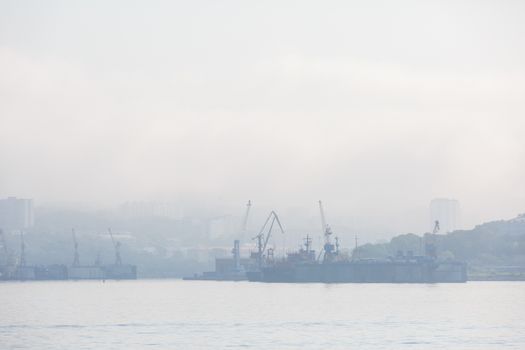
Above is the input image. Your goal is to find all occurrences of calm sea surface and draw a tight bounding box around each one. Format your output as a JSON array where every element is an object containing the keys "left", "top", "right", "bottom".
[{"left": 0, "top": 280, "right": 524, "bottom": 349}]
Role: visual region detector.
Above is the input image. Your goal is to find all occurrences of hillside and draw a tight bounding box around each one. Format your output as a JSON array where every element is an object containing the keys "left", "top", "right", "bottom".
[{"left": 355, "top": 214, "right": 525, "bottom": 280}]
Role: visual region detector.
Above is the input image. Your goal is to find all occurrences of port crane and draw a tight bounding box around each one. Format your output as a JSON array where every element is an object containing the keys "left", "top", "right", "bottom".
[
  {"left": 108, "top": 228, "right": 122, "bottom": 266},
  {"left": 239, "top": 200, "right": 252, "bottom": 241},
  {"left": 318, "top": 201, "right": 337, "bottom": 262},
  {"left": 72, "top": 228, "right": 80, "bottom": 266},
  {"left": 252, "top": 211, "right": 284, "bottom": 268}
]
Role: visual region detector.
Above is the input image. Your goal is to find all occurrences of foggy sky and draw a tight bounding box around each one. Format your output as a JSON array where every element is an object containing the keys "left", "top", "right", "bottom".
[{"left": 1, "top": 0, "right": 524, "bottom": 237}]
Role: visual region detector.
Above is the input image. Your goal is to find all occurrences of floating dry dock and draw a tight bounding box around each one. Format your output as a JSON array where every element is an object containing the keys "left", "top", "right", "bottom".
[
  {"left": 185, "top": 237, "right": 467, "bottom": 283},
  {"left": 249, "top": 257, "right": 466, "bottom": 283}
]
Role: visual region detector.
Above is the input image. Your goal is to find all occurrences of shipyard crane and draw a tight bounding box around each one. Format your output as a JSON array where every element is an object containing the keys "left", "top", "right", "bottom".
[
  {"left": 252, "top": 211, "right": 284, "bottom": 268},
  {"left": 318, "top": 201, "right": 337, "bottom": 262},
  {"left": 108, "top": 228, "right": 122, "bottom": 266},
  {"left": 318, "top": 200, "right": 333, "bottom": 241},
  {"left": 72, "top": 228, "right": 80, "bottom": 266},
  {"left": 239, "top": 200, "right": 252, "bottom": 241}
]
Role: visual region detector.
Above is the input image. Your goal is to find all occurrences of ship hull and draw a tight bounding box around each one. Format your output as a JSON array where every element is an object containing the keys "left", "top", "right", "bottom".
[{"left": 252, "top": 260, "right": 467, "bottom": 283}]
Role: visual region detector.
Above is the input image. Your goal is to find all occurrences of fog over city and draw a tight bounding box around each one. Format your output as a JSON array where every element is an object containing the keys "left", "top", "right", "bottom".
[{"left": 1, "top": 1, "right": 524, "bottom": 238}]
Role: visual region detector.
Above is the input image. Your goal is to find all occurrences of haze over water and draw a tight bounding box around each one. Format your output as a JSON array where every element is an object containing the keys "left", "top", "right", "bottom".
[{"left": 1, "top": 280, "right": 524, "bottom": 349}]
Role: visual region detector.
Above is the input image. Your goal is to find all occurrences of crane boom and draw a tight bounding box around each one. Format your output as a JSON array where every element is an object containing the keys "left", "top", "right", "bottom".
[
  {"left": 319, "top": 200, "right": 327, "bottom": 235},
  {"left": 318, "top": 200, "right": 333, "bottom": 244},
  {"left": 252, "top": 211, "right": 285, "bottom": 267},
  {"left": 240, "top": 200, "right": 252, "bottom": 240}
]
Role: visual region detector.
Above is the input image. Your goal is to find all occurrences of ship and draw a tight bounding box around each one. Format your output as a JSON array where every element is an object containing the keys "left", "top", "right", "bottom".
[
  {"left": 184, "top": 201, "right": 467, "bottom": 283},
  {"left": 247, "top": 235, "right": 467, "bottom": 283},
  {"left": 183, "top": 239, "right": 258, "bottom": 281},
  {"left": 248, "top": 207, "right": 467, "bottom": 283},
  {"left": 183, "top": 208, "right": 282, "bottom": 281},
  {"left": 186, "top": 202, "right": 467, "bottom": 284}
]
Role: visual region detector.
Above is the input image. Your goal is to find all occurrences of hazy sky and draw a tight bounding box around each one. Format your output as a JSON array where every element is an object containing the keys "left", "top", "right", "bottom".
[{"left": 1, "top": 1, "right": 524, "bottom": 236}]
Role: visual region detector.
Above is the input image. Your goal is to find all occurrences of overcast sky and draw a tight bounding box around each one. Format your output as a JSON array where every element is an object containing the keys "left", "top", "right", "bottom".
[{"left": 1, "top": 0, "right": 524, "bottom": 237}]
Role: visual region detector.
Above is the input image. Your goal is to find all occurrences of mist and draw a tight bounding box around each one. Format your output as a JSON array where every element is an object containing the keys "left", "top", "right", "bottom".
[{"left": 1, "top": 0, "right": 524, "bottom": 238}]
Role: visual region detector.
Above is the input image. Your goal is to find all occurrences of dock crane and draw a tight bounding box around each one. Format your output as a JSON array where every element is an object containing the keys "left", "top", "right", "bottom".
[
  {"left": 108, "top": 228, "right": 122, "bottom": 266},
  {"left": 72, "top": 228, "right": 80, "bottom": 267},
  {"left": 318, "top": 201, "right": 337, "bottom": 262},
  {"left": 239, "top": 200, "right": 252, "bottom": 241},
  {"left": 318, "top": 200, "right": 333, "bottom": 238},
  {"left": 252, "top": 211, "right": 284, "bottom": 268}
]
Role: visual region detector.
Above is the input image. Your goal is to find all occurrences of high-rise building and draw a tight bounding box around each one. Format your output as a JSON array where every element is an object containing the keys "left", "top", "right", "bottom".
[
  {"left": 429, "top": 198, "right": 460, "bottom": 233},
  {"left": 0, "top": 197, "right": 34, "bottom": 230}
]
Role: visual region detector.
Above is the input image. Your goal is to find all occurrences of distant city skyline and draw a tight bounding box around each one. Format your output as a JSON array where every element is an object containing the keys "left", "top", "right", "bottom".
[{"left": 2, "top": 193, "right": 522, "bottom": 246}]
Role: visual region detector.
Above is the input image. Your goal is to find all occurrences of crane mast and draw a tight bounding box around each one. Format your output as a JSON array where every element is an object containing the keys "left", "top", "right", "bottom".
[
  {"left": 318, "top": 200, "right": 337, "bottom": 262},
  {"left": 252, "top": 211, "right": 284, "bottom": 268},
  {"left": 318, "top": 200, "right": 333, "bottom": 244}
]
